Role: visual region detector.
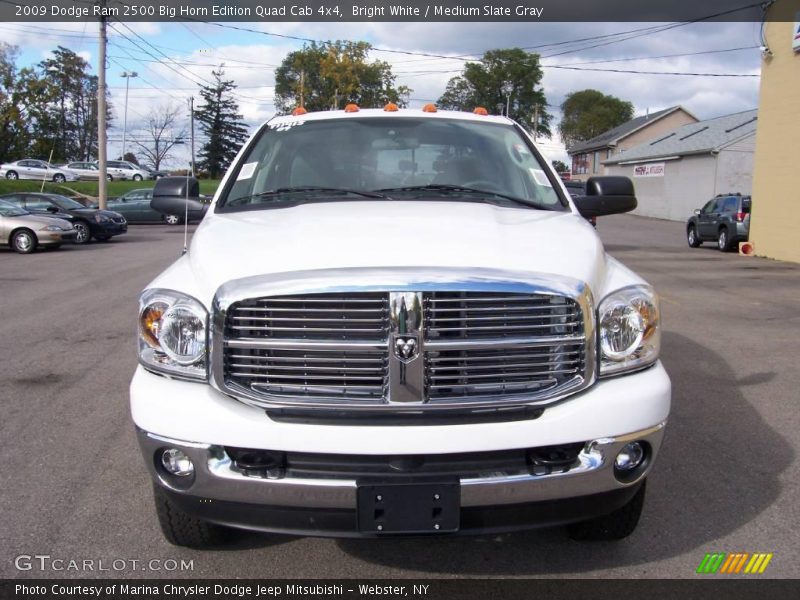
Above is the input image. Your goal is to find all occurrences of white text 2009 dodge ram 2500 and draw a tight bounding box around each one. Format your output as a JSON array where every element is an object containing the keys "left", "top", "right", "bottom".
[{"left": 132, "top": 106, "right": 670, "bottom": 547}]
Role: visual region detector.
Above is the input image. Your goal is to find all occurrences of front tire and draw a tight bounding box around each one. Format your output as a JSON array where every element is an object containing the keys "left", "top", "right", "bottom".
[
  {"left": 133, "top": 174, "right": 143, "bottom": 181},
  {"left": 717, "top": 227, "right": 732, "bottom": 252},
  {"left": 6, "top": 170, "right": 18, "bottom": 180},
  {"left": 53, "top": 173, "right": 66, "bottom": 183},
  {"left": 73, "top": 221, "right": 91, "bottom": 244},
  {"left": 11, "top": 229, "right": 37, "bottom": 254},
  {"left": 567, "top": 480, "right": 646, "bottom": 541},
  {"left": 152, "top": 484, "right": 231, "bottom": 548},
  {"left": 106, "top": 174, "right": 113, "bottom": 181},
  {"left": 164, "top": 214, "right": 183, "bottom": 226},
  {"left": 687, "top": 225, "right": 701, "bottom": 248}
]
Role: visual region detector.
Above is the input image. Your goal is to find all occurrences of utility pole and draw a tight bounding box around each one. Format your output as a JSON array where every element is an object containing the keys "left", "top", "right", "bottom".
[
  {"left": 299, "top": 69, "right": 305, "bottom": 108},
  {"left": 188, "top": 96, "right": 195, "bottom": 177},
  {"left": 97, "top": 0, "right": 108, "bottom": 210},
  {"left": 120, "top": 71, "right": 138, "bottom": 158},
  {"left": 533, "top": 104, "right": 540, "bottom": 141}
]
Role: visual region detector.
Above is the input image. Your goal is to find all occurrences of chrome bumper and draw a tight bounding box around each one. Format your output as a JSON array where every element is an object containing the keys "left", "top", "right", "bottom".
[{"left": 137, "top": 422, "right": 665, "bottom": 509}]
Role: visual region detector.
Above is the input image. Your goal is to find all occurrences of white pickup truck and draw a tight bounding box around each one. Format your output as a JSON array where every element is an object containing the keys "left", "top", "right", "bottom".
[{"left": 131, "top": 106, "right": 670, "bottom": 547}]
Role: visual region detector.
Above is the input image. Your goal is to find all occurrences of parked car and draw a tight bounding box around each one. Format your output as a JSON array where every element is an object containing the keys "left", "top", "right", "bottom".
[
  {"left": 100, "top": 160, "right": 152, "bottom": 182},
  {"left": 132, "top": 107, "right": 669, "bottom": 546},
  {"left": 0, "top": 199, "right": 75, "bottom": 253},
  {"left": 150, "top": 178, "right": 210, "bottom": 225},
  {"left": 62, "top": 161, "right": 112, "bottom": 181},
  {"left": 144, "top": 167, "right": 169, "bottom": 179},
  {"left": 686, "top": 193, "right": 752, "bottom": 252},
  {"left": 0, "top": 192, "right": 127, "bottom": 244},
  {"left": 0, "top": 159, "right": 79, "bottom": 183},
  {"left": 107, "top": 188, "right": 204, "bottom": 225}
]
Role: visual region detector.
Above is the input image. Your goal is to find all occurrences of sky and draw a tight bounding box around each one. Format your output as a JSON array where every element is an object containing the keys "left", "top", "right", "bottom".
[{"left": 0, "top": 19, "right": 764, "bottom": 167}]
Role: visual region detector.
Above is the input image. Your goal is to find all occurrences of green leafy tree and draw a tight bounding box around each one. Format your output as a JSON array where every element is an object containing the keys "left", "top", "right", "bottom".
[
  {"left": 274, "top": 41, "right": 411, "bottom": 113},
  {"left": 559, "top": 89, "right": 634, "bottom": 150},
  {"left": 552, "top": 159, "right": 569, "bottom": 173},
  {"left": 438, "top": 48, "right": 551, "bottom": 137},
  {"left": 195, "top": 67, "right": 249, "bottom": 178},
  {"left": 0, "top": 43, "right": 28, "bottom": 162}
]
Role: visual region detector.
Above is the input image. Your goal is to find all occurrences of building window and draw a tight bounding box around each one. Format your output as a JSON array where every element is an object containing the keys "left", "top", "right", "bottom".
[
  {"left": 573, "top": 153, "right": 589, "bottom": 174},
  {"left": 593, "top": 151, "right": 600, "bottom": 173}
]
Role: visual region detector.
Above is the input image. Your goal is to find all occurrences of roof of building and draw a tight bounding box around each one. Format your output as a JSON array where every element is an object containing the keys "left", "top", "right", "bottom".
[
  {"left": 567, "top": 106, "right": 692, "bottom": 155},
  {"left": 603, "top": 109, "right": 758, "bottom": 165}
]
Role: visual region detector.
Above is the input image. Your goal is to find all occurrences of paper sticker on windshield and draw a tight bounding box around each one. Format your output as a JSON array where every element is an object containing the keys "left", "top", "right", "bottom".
[
  {"left": 237, "top": 162, "right": 258, "bottom": 181},
  {"left": 530, "top": 169, "right": 552, "bottom": 187}
]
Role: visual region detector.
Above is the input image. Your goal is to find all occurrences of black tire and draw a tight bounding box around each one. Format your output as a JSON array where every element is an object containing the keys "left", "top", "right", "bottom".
[
  {"left": 164, "top": 214, "right": 183, "bottom": 226},
  {"left": 133, "top": 174, "right": 143, "bottom": 181},
  {"left": 73, "top": 221, "right": 91, "bottom": 244},
  {"left": 687, "top": 225, "right": 702, "bottom": 248},
  {"left": 152, "top": 484, "right": 231, "bottom": 548},
  {"left": 6, "top": 170, "right": 18, "bottom": 180},
  {"left": 717, "top": 227, "right": 732, "bottom": 252},
  {"left": 11, "top": 229, "right": 37, "bottom": 254},
  {"left": 106, "top": 174, "right": 113, "bottom": 181},
  {"left": 53, "top": 173, "right": 66, "bottom": 183},
  {"left": 567, "top": 480, "right": 646, "bottom": 541}
]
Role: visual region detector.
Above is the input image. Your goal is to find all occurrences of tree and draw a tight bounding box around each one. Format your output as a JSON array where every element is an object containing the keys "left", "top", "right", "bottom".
[
  {"left": 274, "top": 41, "right": 411, "bottom": 113},
  {"left": 195, "top": 68, "right": 249, "bottom": 178},
  {"left": 552, "top": 159, "right": 569, "bottom": 173},
  {"left": 0, "top": 43, "right": 28, "bottom": 163},
  {"left": 438, "top": 48, "right": 552, "bottom": 137},
  {"left": 558, "top": 90, "right": 634, "bottom": 150},
  {"left": 131, "top": 103, "right": 187, "bottom": 170},
  {"left": 122, "top": 152, "right": 139, "bottom": 165}
]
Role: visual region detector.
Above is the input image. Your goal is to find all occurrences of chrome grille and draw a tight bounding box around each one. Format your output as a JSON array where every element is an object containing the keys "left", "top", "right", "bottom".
[
  {"left": 424, "top": 292, "right": 585, "bottom": 402},
  {"left": 223, "top": 293, "right": 390, "bottom": 402}
]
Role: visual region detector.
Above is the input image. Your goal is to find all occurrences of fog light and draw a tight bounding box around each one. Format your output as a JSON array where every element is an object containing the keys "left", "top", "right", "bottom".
[
  {"left": 161, "top": 448, "right": 194, "bottom": 476},
  {"left": 615, "top": 442, "right": 644, "bottom": 471}
]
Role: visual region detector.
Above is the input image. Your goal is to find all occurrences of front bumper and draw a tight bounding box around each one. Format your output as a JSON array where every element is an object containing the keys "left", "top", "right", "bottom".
[
  {"left": 37, "top": 230, "right": 77, "bottom": 245},
  {"left": 132, "top": 362, "right": 669, "bottom": 536}
]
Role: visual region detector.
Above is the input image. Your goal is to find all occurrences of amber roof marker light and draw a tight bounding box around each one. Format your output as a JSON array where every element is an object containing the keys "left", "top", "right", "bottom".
[
  {"left": 291, "top": 106, "right": 307, "bottom": 116},
  {"left": 344, "top": 103, "right": 360, "bottom": 113},
  {"left": 383, "top": 102, "right": 399, "bottom": 112},
  {"left": 473, "top": 107, "right": 489, "bottom": 115},
  {"left": 422, "top": 103, "right": 438, "bottom": 113}
]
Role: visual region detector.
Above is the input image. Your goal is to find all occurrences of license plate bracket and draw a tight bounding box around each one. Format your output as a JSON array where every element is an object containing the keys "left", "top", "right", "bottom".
[{"left": 357, "top": 481, "right": 460, "bottom": 534}]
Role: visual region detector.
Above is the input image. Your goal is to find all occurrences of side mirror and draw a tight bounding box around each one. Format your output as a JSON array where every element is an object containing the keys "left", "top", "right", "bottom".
[
  {"left": 150, "top": 176, "right": 208, "bottom": 221},
  {"left": 571, "top": 176, "right": 637, "bottom": 218},
  {"left": 694, "top": 209, "right": 701, "bottom": 215}
]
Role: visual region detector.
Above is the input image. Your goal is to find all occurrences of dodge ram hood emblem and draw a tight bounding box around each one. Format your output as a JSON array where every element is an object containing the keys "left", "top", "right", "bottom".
[{"left": 394, "top": 335, "right": 419, "bottom": 363}]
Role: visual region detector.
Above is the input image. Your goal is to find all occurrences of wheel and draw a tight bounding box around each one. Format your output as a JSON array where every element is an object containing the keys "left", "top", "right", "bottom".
[
  {"left": 11, "top": 229, "right": 37, "bottom": 254},
  {"left": 6, "top": 170, "right": 18, "bottom": 180},
  {"left": 567, "top": 480, "right": 646, "bottom": 541},
  {"left": 106, "top": 174, "right": 113, "bottom": 181},
  {"left": 95, "top": 235, "right": 112, "bottom": 242},
  {"left": 152, "top": 484, "right": 231, "bottom": 548},
  {"left": 687, "top": 225, "right": 702, "bottom": 248},
  {"left": 73, "top": 221, "right": 91, "bottom": 244},
  {"left": 133, "top": 174, "right": 143, "bottom": 181},
  {"left": 53, "top": 173, "right": 66, "bottom": 183},
  {"left": 164, "top": 214, "right": 183, "bottom": 226},
  {"left": 717, "top": 227, "right": 732, "bottom": 252}
]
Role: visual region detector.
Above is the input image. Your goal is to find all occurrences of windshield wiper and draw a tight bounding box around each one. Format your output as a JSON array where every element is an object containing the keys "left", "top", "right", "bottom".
[
  {"left": 375, "top": 184, "right": 545, "bottom": 209},
  {"left": 228, "top": 186, "right": 390, "bottom": 205}
]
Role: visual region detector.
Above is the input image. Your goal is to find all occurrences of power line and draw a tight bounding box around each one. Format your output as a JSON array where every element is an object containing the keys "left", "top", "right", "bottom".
[
  {"left": 546, "top": 65, "right": 759, "bottom": 77},
  {"left": 551, "top": 46, "right": 760, "bottom": 66}
]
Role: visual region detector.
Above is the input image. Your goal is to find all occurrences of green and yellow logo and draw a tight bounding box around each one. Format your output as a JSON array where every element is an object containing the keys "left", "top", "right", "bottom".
[{"left": 696, "top": 552, "right": 773, "bottom": 574}]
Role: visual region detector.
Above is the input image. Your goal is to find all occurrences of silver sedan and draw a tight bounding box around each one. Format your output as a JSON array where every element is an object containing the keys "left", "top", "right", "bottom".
[
  {"left": 0, "top": 200, "right": 76, "bottom": 253},
  {"left": 63, "top": 161, "right": 112, "bottom": 181},
  {"left": 0, "top": 159, "right": 80, "bottom": 183}
]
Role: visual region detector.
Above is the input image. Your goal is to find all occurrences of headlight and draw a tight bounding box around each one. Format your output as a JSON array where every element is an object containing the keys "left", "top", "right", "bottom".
[
  {"left": 138, "top": 288, "right": 207, "bottom": 380},
  {"left": 95, "top": 213, "right": 111, "bottom": 223},
  {"left": 597, "top": 285, "right": 660, "bottom": 377},
  {"left": 42, "top": 224, "right": 64, "bottom": 231}
]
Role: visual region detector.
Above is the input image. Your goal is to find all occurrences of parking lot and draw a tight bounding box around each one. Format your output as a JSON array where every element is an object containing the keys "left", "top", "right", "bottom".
[{"left": 1, "top": 214, "right": 799, "bottom": 579}]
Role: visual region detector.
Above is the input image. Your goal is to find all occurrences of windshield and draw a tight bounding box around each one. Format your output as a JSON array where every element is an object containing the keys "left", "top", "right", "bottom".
[
  {"left": 219, "top": 117, "right": 566, "bottom": 211},
  {"left": 0, "top": 200, "right": 28, "bottom": 217},
  {"left": 50, "top": 196, "right": 85, "bottom": 210}
]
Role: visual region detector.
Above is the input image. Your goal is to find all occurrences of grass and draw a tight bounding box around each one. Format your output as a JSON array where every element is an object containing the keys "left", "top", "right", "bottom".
[{"left": 0, "top": 178, "right": 221, "bottom": 199}]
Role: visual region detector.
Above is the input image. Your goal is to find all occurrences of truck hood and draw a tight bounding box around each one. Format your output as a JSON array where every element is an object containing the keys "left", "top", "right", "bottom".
[{"left": 186, "top": 201, "right": 608, "bottom": 302}]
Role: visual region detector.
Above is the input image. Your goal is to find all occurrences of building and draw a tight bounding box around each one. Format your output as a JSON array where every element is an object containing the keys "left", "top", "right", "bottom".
[
  {"left": 749, "top": 0, "right": 800, "bottom": 263},
  {"left": 603, "top": 110, "right": 758, "bottom": 221},
  {"left": 567, "top": 106, "right": 698, "bottom": 182}
]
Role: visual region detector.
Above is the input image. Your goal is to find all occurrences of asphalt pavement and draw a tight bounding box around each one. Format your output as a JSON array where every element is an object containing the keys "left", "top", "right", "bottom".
[{"left": 1, "top": 215, "right": 798, "bottom": 579}]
